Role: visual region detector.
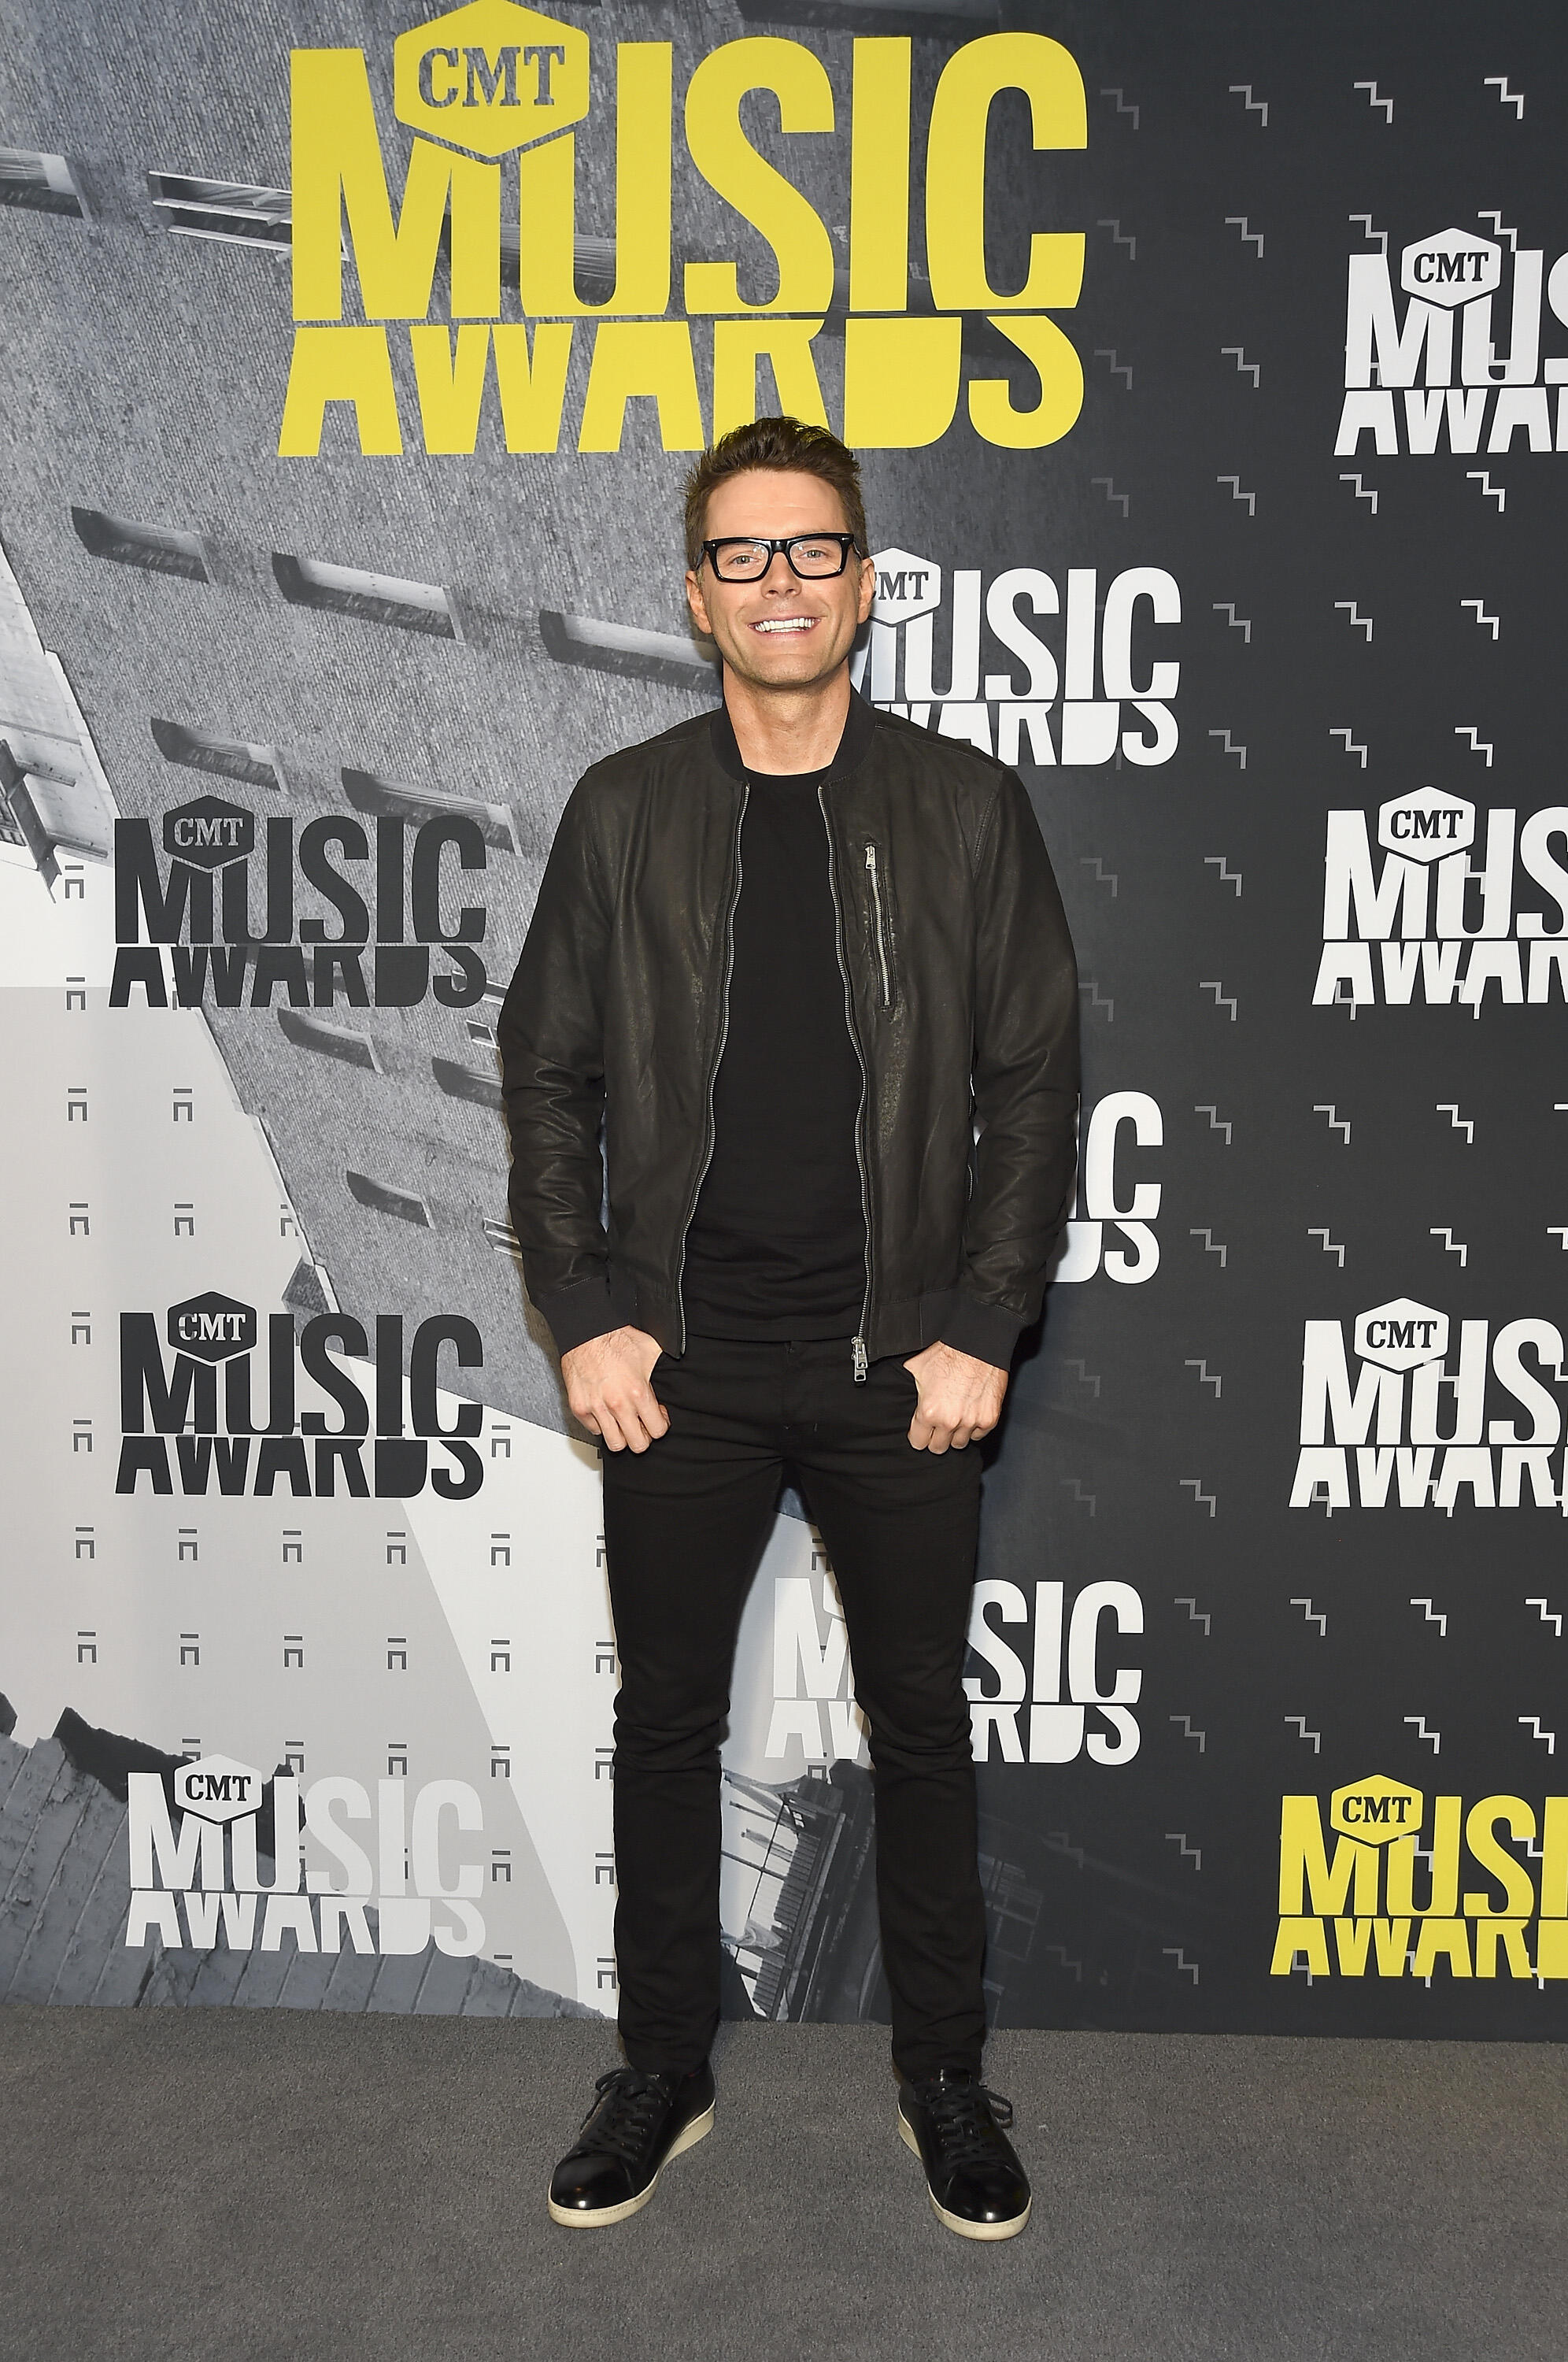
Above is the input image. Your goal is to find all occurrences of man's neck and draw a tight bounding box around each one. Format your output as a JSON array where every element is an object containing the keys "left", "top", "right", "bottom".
[{"left": 722, "top": 665, "right": 852, "bottom": 776}]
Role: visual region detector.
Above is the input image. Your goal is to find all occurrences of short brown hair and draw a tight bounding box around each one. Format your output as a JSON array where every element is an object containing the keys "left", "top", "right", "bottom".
[{"left": 683, "top": 416, "right": 867, "bottom": 571}]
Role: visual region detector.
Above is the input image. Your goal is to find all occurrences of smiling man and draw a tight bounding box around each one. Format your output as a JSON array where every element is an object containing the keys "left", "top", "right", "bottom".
[{"left": 501, "top": 416, "right": 1078, "bottom": 2241}]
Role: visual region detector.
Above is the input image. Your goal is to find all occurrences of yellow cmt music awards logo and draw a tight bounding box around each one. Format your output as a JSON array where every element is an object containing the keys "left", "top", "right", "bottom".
[
  {"left": 1273, "top": 1774, "right": 1568, "bottom": 1983},
  {"left": 279, "top": 1, "right": 1087, "bottom": 460}
]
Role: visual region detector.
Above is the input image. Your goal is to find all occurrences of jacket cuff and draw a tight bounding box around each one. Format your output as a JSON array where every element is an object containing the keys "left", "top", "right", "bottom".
[
  {"left": 935, "top": 1290, "right": 1024, "bottom": 1371},
  {"left": 531, "top": 1270, "right": 636, "bottom": 1359}
]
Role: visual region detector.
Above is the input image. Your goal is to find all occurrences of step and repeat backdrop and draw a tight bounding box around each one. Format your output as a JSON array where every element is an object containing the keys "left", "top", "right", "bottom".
[{"left": 1, "top": 0, "right": 1564, "bottom": 2036}]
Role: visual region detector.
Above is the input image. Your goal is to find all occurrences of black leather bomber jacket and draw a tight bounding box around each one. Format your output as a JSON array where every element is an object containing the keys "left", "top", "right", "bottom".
[{"left": 499, "top": 690, "right": 1080, "bottom": 1375}]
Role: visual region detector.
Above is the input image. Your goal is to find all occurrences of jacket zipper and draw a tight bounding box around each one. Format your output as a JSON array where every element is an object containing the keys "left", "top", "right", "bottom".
[
  {"left": 821, "top": 787, "right": 874, "bottom": 1381},
  {"left": 673, "top": 779, "right": 749, "bottom": 1354},
  {"left": 864, "top": 841, "right": 892, "bottom": 1009}
]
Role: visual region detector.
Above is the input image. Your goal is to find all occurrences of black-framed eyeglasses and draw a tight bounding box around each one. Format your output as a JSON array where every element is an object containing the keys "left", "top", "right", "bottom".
[{"left": 699, "top": 533, "right": 862, "bottom": 582}]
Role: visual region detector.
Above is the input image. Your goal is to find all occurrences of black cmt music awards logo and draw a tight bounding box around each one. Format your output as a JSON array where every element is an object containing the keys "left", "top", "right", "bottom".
[
  {"left": 116, "top": 1291, "right": 485, "bottom": 1498},
  {"left": 109, "top": 796, "right": 490, "bottom": 1011}
]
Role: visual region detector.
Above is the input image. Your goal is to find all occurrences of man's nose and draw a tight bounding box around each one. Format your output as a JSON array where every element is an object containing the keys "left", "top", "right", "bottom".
[{"left": 760, "top": 547, "right": 799, "bottom": 587}]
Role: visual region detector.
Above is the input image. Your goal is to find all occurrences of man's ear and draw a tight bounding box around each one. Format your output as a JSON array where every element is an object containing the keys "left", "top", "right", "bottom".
[
  {"left": 686, "top": 568, "right": 712, "bottom": 635},
  {"left": 857, "top": 554, "right": 877, "bottom": 625}
]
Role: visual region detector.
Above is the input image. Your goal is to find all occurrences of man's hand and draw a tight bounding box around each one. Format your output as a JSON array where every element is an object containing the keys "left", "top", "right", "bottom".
[
  {"left": 903, "top": 1340, "right": 1008, "bottom": 1453},
  {"left": 561, "top": 1327, "right": 670, "bottom": 1453}
]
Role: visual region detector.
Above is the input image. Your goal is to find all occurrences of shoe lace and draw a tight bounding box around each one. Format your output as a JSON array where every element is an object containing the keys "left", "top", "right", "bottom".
[
  {"left": 580, "top": 2069, "right": 675, "bottom": 2165},
  {"left": 919, "top": 2081, "right": 1015, "bottom": 2173}
]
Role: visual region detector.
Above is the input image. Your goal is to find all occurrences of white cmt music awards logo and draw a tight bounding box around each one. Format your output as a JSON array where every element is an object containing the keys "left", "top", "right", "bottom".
[
  {"left": 1337, "top": 224, "right": 1568, "bottom": 457},
  {"left": 764, "top": 1575, "right": 1143, "bottom": 1768},
  {"left": 965, "top": 1579, "right": 1143, "bottom": 1764},
  {"left": 1290, "top": 1299, "right": 1567, "bottom": 1513},
  {"left": 1314, "top": 790, "right": 1568, "bottom": 1010},
  {"left": 1054, "top": 1091, "right": 1162, "bottom": 1283},
  {"left": 853, "top": 551, "right": 1180, "bottom": 768},
  {"left": 124, "top": 1757, "right": 488, "bottom": 1956}
]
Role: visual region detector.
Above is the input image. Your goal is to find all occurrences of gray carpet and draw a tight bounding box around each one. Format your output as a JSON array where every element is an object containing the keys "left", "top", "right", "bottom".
[{"left": 1, "top": 2010, "right": 1564, "bottom": 2362}]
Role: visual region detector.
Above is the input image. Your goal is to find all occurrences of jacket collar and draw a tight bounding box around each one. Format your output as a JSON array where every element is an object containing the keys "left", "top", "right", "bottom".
[{"left": 708, "top": 681, "right": 878, "bottom": 785}]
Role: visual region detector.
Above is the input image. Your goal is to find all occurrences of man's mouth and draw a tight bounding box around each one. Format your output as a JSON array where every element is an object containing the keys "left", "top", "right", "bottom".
[{"left": 751, "top": 614, "right": 819, "bottom": 635}]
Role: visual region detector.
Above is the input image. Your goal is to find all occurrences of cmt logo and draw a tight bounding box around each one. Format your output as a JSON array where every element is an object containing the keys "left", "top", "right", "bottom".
[
  {"left": 1354, "top": 1299, "right": 1448, "bottom": 1371},
  {"left": 855, "top": 551, "right": 1181, "bottom": 770},
  {"left": 1401, "top": 228, "right": 1502, "bottom": 302},
  {"left": 1329, "top": 1774, "right": 1422, "bottom": 1841},
  {"left": 175, "top": 1754, "right": 264, "bottom": 1820},
  {"left": 163, "top": 797, "right": 254, "bottom": 867},
  {"left": 1291, "top": 1299, "right": 1566, "bottom": 1512},
  {"left": 1378, "top": 784, "right": 1473, "bottom": 857},
  {"left": 871, "top": 556, "right": 942, "bottom": 621},
  {"left": 1271, "top": 1777, "right": 1568, "bottom": 1983},
  {"left": 168, "top": 1293, "right": 257, "bottom": 1361},
  {"left": 394, "top": 0, "right": 589, "bottom": 154},
  {"left": 1337, "top": 220, "right": 1568, "bottom": 457},
  {"left": 1314, "top": 793, "right": 1568, "bottom": 1010}
]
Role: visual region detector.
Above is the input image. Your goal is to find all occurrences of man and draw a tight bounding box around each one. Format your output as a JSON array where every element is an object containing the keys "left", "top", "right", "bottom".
[{"left": 500, "top": 416, "right": 1078, "bottom": 2241}]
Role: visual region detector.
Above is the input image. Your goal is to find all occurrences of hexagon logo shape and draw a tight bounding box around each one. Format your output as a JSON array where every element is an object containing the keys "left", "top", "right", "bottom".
[
  {"left": 1400, "top": 228, "right": 1501, "bottom": 310},
  {"left": 167, "top": 1292, "right": 257, "bottom": 1363},
  {"left": 161, "top": 795, "right": 255, "bottom": 869},
  {"left": 176, "top": 1754, "right": 266, "bottom": 1824},
  {"left": 871, "top": 549, "right": 943, "bottom": 626},
  {"left": 1378, "top": 785, "right": 1475, "bottom": 866},
  {"left": 1330, "top": 1773, "right": 1423, "bottom": 1846},
  {"left": 394, "top": 0, "right": 590, "bottom": 157},
  {"left": 1354, "top": 1298, "right": 1448, "bottom": 1372}
]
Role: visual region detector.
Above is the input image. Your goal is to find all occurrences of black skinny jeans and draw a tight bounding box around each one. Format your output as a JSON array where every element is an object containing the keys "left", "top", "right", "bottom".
[{"left": 599, "top": 1334, "right": 988, "bottom": 2082}]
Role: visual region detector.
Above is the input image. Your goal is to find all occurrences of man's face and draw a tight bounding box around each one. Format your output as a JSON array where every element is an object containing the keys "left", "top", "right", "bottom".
[{"left": 685, "top": 468, "right": 876, "bottom": 693}]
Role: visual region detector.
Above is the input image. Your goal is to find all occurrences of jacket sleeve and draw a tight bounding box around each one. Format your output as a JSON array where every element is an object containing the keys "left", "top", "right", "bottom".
[
  {"left": 940, "top": 770, "right": 1080, "bottom": 1370},
  {"left": 497, "top": 779, "right": 635, "bottom": 1357}
]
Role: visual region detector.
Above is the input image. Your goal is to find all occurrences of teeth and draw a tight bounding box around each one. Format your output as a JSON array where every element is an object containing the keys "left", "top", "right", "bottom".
[{"left": 754, "top": 616, "right": 815, "bottom": 633}]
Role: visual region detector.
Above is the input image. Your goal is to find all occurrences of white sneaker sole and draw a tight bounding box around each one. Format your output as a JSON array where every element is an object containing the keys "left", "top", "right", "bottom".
[
  {"left": 897, "top": 2108, "right": 1032, "bottom": 2242},
  {"left": 547, "top": 2100, "right": 716, "bottom": 2229}
]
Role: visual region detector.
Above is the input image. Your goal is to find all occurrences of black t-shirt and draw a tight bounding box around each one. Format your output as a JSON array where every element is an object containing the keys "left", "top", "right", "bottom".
[{"left": 680, "top": 765, "right": 868, "bottom": 1340}]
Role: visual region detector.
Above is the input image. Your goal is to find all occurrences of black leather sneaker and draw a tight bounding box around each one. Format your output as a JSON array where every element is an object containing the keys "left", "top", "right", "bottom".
[
  {"left": 897, "top": 2068, "right": 1032, "bottom": 2241},
  {"left": 547, "top": 2062, "right": 716, "bottom": 2228}
]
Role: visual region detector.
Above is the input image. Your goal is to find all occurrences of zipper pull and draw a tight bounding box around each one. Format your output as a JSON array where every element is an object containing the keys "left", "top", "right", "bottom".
[
  {"left": 864, "top": 842, "right": 893, "bottom": 1009},
  {"left": 852, "top": 1335, "right": 868, "bottom": 1383}
]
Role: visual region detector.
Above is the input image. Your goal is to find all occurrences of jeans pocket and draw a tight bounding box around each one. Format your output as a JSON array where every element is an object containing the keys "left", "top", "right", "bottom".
[{"left": 894, "top": 1358, "right": 923, "bottom": 1442}]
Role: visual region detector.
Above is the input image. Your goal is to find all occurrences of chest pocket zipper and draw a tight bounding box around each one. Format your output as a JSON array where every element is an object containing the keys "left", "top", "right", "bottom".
[{"left": 864, "top": 842, "right": 893, "bottom": 1009}]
